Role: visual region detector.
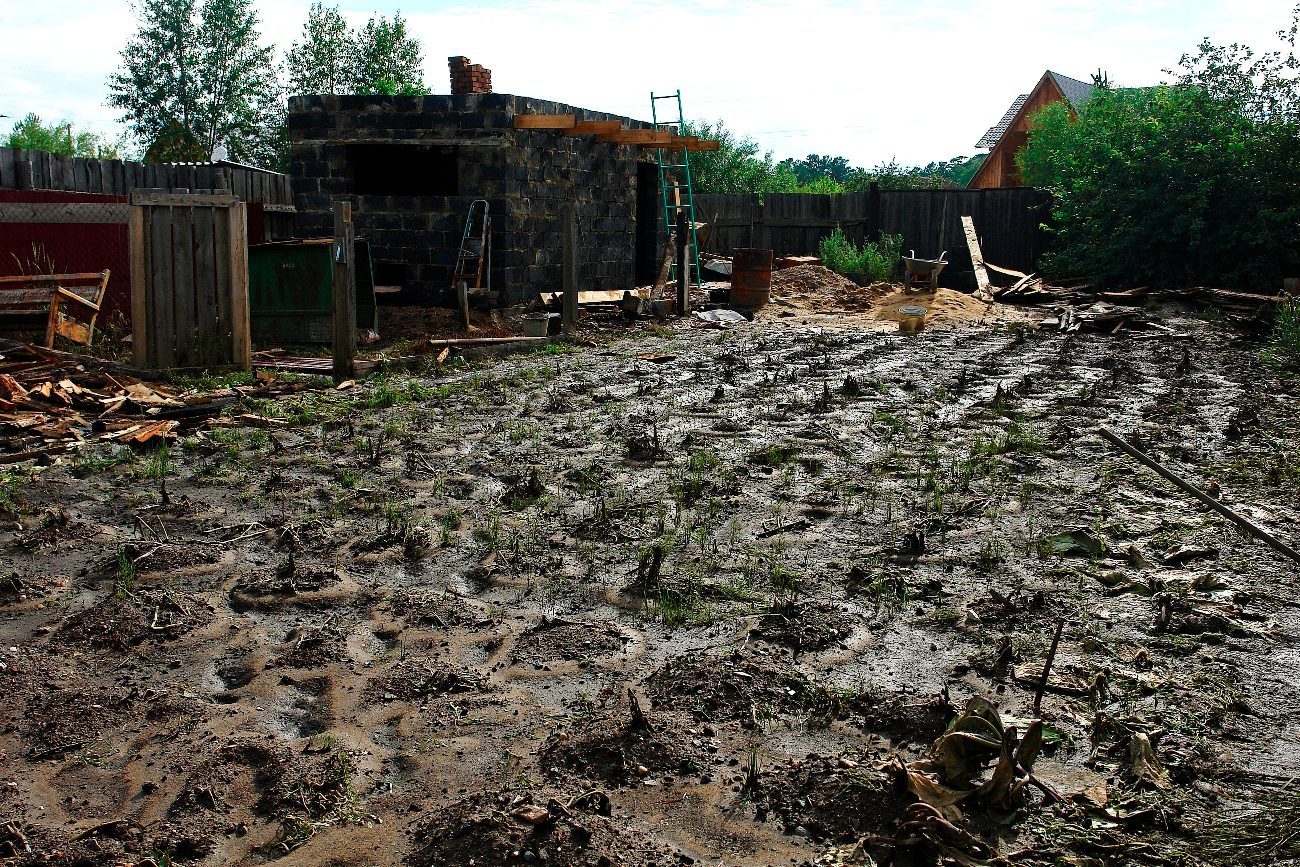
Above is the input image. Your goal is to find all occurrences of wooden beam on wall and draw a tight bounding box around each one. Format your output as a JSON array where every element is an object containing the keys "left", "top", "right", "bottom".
[
  {"left": 513, "top": 114, "right": 577, "bottom": 130},
  {"left": 562, "top": 120, "right": 622, "bottom": 136},
  {"left": 598, "top": 130, "right": 672, "bottom": 145}
]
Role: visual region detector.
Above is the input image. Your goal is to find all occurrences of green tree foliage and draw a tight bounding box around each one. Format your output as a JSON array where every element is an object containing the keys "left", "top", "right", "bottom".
[
  {"left": 350, "top": 12, "right": 426, "bottom": 95},
  {"left": 781, "top": 153, "right": 854, "bottom": 185},
  {"left": 1018, "top": 9, "right": 1300, "bottom": 286},
  {"left": 286, "top": 2, "right": 352, "bottom": 95},
  {"left": 108, "top": 0, "right": 282, "bottom": 166},
  {"left": 681, "top": 119, "right": 791, "bottom": 194},
  {"left": 4, "top": 113, "right": 119, "bottom": 159},
  {"left": 917, "top": 154, "right": 986, "bottom": 187}
]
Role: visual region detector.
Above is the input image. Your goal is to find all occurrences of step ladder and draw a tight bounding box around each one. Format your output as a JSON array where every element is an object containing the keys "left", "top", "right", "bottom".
[
  {"left": 650, "top": 90, "right": 702, "bottom": 288},
  {"left": 451, "top": 199, "right": 491, "bottom": 293}
]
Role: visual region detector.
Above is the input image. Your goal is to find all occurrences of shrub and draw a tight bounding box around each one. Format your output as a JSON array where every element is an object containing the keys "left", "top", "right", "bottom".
[
  {"left": 818, "top": 227, "right": 903, "bottom": 282},
  {"left": 1269, "top": 298, "right": 1300, "bottom": 366}
]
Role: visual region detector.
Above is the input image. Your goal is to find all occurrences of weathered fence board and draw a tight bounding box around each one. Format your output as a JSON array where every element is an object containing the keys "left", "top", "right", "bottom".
[
  {"left": 130, "top": 191, "right": 250, "bottom": 370},
  {"left": 0, "top": 147, "right": 293, "bottom": 206},
  {"left": 695, "top": 187, "right": 1051, "bottom": 289}
]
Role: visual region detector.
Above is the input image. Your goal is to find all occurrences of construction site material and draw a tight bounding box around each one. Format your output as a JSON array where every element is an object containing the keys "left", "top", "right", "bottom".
[
  {"left": 0, "top": 271, "right": 110, "bottom": 348},
  {"left": 677, "top": 211, "right": 690, "bottom": 315},
  {"left": 251, "top": 350, "right": 375, "bottom": 377},
  {"left": 332, "top": 201, "right": 356, "bottom": 384},
  {"left": 562, "top": 205, "right": 578, "bottom": 332},
  {"left": 0, "top": 343, "right": 319, "bottom": 463},
  {"left": 129, "top": 190, "right": 250, "bottom": 370},
  {"left": 652, "top": 90, "right": 703, "bottom": 289},
  {"left": 1099, "top": 426, "right": 1300, "bottom": 565},
  {"left": 731, "top": 249, "right": 774, "bottom": 310},
  {"left": 776, "top": 255, "right": 821, "bottom": 270},
  {"left": 897, "top": 304, "right": 927, "bottom": 333},
  {"left": 451, "top": 200, "right": 492, "bottom": 295},
  {"left": 961, "top": 216, "right": 994, "bottom": 302},
  {"left": 448, "top": 56, "right": 492, "bottom": 94},
  {"left": 247, "top": 239, "right": 376, "bottom": 345},
  {"left": 512, "top": 115, "right": 576, "bottom": 130},
  {"left": 902, "top": 250, "right": 947, "bottom": 292}
]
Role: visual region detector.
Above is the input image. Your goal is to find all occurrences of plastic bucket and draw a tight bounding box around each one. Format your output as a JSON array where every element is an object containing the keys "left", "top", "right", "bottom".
[
  {"left": 898, "top": 305, "right": 927, "bottom": 334},
  {"left": 731, "top": 248, "right": 774, "bottom": 309}
]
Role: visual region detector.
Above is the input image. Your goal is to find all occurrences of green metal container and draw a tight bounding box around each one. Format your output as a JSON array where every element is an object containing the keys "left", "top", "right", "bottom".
[{"left": 248, "top": 239, "right": 377, "bottom": 345}]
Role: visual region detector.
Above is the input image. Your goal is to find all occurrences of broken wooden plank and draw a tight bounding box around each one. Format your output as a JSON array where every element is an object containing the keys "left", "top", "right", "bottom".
[
  {"left": 513, "top": 114, "right": 577, "bottom": 130},
  {"left": 1099, "top": 426, "right": 1300, "bottom": 565},
  {"left": 961, "top": 215, "right": 994, "bottom": 302}
]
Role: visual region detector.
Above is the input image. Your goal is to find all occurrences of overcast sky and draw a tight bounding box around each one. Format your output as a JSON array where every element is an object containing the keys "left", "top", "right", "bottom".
[{"left": 1, "top": 0, "right": 1295, "bottom": 167}]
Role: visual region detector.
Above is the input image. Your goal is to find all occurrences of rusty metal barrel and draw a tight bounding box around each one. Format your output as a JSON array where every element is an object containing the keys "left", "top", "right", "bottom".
[{"left": 730, "top": 248, "right": 774, "bottom": 309}]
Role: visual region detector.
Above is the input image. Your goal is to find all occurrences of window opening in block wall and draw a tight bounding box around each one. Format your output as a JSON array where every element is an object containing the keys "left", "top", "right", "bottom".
[{"left": 348, "top": 144, "right": 459, "bottom": 196}]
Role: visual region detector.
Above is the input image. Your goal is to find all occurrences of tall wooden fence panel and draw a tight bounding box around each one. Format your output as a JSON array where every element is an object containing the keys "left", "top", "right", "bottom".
[
  {"left": 695, "top": 187, "right": 1051, "bottom": 290},
  {"left": 130, "top": 191, "right": 250, "bottom": 370}
]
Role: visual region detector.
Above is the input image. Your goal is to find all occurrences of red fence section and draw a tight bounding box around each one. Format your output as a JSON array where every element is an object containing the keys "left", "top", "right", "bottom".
[{"left": 0, "top": 189, "right": 132, "bottom": 326}]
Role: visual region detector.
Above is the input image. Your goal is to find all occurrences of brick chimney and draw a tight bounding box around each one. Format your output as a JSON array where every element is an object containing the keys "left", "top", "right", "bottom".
[{"left": 448, "top": 57, "right": 492, "bottom": 94}]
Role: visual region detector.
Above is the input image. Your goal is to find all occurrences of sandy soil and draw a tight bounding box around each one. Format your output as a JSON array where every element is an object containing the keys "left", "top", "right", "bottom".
[{"left": 1, "top": 297, "right": 1298, "bottom": 866}]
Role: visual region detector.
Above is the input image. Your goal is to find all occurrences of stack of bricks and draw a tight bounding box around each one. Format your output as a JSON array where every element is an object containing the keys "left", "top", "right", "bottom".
[{"left": 448, "top": 56, "right": 492, "bottom": 94}]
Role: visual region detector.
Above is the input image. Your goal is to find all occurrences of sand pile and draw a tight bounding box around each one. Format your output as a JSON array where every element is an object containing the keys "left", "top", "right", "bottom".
[
  {"left": 770, "top": 265, "right": 891, "bottom": 311},
  {"left": 869, "top": 287, "right": 1010, "bottom": 327}
]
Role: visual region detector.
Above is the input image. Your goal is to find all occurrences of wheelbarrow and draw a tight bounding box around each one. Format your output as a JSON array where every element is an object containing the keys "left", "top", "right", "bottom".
[{"left": 903, "top": 250, "right": 947, "bottom": 292}]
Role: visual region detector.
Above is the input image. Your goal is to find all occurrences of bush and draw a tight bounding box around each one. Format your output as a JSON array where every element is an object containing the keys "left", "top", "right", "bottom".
[
  {"left": 1017, "top": 14, "right": 1300, "bottom": 287},
  {"left": 1270, "top": 299, "right": 1300, "bottom": 366},
  {"left": 819, "top": 228, "right": 903, "bottom": 282}
]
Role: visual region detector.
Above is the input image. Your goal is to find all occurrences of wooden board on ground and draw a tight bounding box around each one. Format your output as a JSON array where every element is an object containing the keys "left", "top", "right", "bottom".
[
  {"left": 539, "top": 289, "right": 649, "bottom": 305},
  {"left": 961, "top": 215, "right": 994, "bottom": 302}
]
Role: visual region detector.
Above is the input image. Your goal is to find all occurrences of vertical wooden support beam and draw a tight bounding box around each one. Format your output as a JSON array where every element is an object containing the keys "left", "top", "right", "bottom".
[
  {"left": 129, "top": 203, "right": 148, "bottom": 367},
  {"left": 866, "top": 182, "right": 882, "bottom": 242},
  {"left": 562, "top": 204, "right": 578, "bottom": 332},
  {"left": 457, "top": 280, "right": 471, "bottom": 332},
  {"left": 676, "top": 210, "right": 688, "bottom": 315},
  {"left": 332, "top": 200, "right": 356, "bottom": 383},
  {"left": 228, "top": 202, "right": 251, "bottom": 370}
]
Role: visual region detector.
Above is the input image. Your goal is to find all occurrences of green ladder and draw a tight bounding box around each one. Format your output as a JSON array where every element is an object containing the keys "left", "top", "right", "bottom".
[{"left": 650, "top": 90, "right": 702, "bottom": 288}]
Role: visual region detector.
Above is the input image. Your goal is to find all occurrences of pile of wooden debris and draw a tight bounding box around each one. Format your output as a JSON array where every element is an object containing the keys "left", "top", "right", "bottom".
[{"left": 0, "top": 342, "right": 313, "bottom": 465}]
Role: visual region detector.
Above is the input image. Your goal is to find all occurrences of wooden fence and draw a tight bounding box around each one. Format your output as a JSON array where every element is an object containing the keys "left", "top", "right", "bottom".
[
  {"left": 694, "top": 187, "right": 1052, "bottom": 289},
  {"left": 130, "top": 191, "right": 250, "bottom": 370},
  {"left": 0, "top": 147, "right": 292, "bottom": 204}
]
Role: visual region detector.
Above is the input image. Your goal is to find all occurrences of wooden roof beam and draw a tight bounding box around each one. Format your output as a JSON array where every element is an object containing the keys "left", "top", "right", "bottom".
[
  {"left": 513, "top": 114, "right": 577, "bottom": 129},
  {"left": 561, "top": 120, "right": 623, "bottom": 136},
  {"left": 597, "top": 130, "right": 672, "bottom": 145}
]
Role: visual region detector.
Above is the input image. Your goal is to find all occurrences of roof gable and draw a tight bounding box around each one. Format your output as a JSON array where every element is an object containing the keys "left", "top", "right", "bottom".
[
  {"left": 976, "top": 94, "right": 1028, "bottom": 149},
  {"left": 1048, "top": 71, "right": 1096, "bottom": 110}
]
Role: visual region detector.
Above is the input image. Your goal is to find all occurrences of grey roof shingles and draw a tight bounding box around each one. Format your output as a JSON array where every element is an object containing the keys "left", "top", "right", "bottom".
[{"left": 974, "top": 71, "right": 1096, "bottom": 149}]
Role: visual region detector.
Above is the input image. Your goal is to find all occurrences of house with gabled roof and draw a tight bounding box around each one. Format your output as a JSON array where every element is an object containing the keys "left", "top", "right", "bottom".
[{"left": 968, "top": 70, "right": 1096, "bottom": 189}]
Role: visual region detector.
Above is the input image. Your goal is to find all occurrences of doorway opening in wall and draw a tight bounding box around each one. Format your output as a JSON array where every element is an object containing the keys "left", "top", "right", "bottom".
[
  {"left": 348, "top": 144, "right": 459, "bottom": 196},
  {"left": 634, "top": 162, "right": 659, "bottom": 286},
  {"left": 373, "top": 261, "right": 407, "bottom": 295}
]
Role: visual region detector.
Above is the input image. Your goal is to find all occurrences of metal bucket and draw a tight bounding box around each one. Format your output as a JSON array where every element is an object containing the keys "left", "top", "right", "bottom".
[{"left": 731, "top": 248, "right": 774, "bottom": 309}]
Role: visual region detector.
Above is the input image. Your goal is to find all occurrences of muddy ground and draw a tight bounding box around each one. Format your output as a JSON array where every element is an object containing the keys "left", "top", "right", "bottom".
[{"left": 1, "top": 294, "right": 1298, "bottom": 867}]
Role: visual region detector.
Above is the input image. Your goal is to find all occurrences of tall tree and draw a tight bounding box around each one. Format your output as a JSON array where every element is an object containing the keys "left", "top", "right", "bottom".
[
  {"left": 107, "top": 0, "right": 200, "bottom": 147},
  {"left": 285, "top": 3, "right": 353, "bottom": 95},
  {"left": 193, "top": 0, "right": 281, "bottom": 164},
  {"left": 108, "top": 0, "right": 282, "bottom": 166},
  {"left": 350, "top": 12, "right": 426, "bottom": 95}
]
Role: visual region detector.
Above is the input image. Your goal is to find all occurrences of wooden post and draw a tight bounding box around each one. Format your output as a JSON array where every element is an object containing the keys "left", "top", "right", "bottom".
[
  {"left": 562, "top": 204, "right": 577, "bottom": 332},
  {"left": 129, "top": 204, "right": 148, "bottom": 368},
  {"left": 457, "top": 280, "right": 471, "bottom": 331},
  {"left": 676, "top": 209, "right": 688, "bottom": 316},
  {"left": 866, "top": 182, "right": 881, "bottom": 242},
  {"left": 332, "top": 200, "right": 356, "bottom": 383}
]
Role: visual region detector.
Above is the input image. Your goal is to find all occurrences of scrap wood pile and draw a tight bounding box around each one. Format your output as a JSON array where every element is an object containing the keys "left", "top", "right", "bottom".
[{"left": 0, "top": 343, "right": 312, "bottom": 464}]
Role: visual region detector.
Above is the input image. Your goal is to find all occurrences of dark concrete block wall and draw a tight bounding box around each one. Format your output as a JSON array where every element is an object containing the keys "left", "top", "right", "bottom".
[{"left": 287, "top": 93, "right": 656, "bottom": 304}]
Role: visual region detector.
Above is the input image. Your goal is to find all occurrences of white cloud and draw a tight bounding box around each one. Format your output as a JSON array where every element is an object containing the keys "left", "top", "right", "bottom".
[{"left": 0, "top": 0, "right": 1294, "bottom": 166}]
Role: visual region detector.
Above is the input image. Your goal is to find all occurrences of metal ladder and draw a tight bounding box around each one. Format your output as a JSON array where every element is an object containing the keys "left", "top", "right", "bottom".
[
  {"left": 650, "top": 90, "right": 701, "bottom": 287},
  {"left": 451, "top": 199, "right": 491, "bottom": 293}
]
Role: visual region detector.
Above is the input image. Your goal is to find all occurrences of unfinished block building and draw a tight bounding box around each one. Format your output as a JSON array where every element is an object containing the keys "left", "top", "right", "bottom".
[{"left": 288, "top": 59, "right": 663, "bottom": 304}]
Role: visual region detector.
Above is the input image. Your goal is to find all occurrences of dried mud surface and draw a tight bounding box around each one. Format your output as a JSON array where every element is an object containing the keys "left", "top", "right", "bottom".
[{"left": 2, "top": 302, "right": 1299, "bottom": 866}]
